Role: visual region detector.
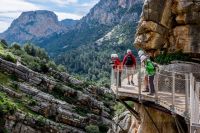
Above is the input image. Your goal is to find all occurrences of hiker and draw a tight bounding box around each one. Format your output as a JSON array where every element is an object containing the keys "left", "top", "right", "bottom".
[
  {"left": 122, "top": 49, "right": 136, "bottom": 85},
  {"left": 138, "top": 50, "right": 149, "bottom": 92},
  {"left": 140, "top": 55, "right": 156, "bottom": 95},
  {"left": 111, "top": 54, "right": 122, "bottom": 87}
]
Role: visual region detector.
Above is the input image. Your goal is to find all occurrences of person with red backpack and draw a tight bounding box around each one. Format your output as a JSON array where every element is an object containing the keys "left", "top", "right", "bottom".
[
  {"left": 122, "top": 49, "right": 136, "bottom": 85},
  {"left": 111, "top": 54, "right": 122, "bottom": 87}
]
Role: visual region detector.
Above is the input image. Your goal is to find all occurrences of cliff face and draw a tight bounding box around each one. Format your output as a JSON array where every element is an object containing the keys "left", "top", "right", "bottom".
[
  {"left": 109, "top": 102, "right": 188, "bottom": 133},
  {"left": 134, "top": 0, "right": 200, "bottom": 55},
  {"left": 80, "top": 0, "right": 143, "bottom": 26},
  {"left": 0, "top": 41, "right": 114, "bottom": 132},
  {"left": 0, "top": 57, "right": 113, "bottom": 132}
]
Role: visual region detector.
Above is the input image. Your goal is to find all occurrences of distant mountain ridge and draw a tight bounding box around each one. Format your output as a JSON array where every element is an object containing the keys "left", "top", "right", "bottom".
[
  {"left": 0, "top": 10, "right": 78, "bottom": 44},
  {"left": 37, "top": 0, "right": 143, "bottom": 54}
]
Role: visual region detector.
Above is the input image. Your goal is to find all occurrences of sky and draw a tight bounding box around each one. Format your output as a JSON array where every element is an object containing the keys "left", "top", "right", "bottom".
[{"left": 0, "top": 0, "right": 99, "bottom": 33}]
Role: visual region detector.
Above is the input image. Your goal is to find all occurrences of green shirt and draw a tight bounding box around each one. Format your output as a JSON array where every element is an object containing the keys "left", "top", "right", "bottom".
[{"left": 145, "top": 59, "right": 156, "bottom": 76}]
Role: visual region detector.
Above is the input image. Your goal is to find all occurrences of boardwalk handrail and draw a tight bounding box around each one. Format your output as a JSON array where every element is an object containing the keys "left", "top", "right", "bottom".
[{"left": 111, "top": 65, "right": 200, "bottom": 131}]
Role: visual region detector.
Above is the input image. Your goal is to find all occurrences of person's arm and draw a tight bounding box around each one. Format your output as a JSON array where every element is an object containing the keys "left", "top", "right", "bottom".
[
  {"left": 122, "top": 55, "right": 127, "bottom": 65},
  {"left": 131, "top": 54, "right": 137, "bottom": 67}
]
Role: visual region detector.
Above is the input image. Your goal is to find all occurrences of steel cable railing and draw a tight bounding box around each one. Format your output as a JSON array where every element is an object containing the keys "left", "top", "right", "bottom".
[{"left": 111, "top": 65, "right": 200, "bottom": 120}]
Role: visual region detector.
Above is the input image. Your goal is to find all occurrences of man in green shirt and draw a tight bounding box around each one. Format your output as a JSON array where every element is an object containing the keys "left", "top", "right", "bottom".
[{"left": 140, "top": 55, "right": 156, "bottom": 95}]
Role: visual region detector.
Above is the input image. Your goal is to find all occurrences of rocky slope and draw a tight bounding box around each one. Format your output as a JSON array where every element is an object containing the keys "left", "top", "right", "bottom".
[
  {"left": 134, "top": 0, "right": 200, "bottom": 56},
  {"left": 0, "top": 10, "right": 77, "bottom": 44},
  {"left": 0, "top": 42, "right": 114, "bottom": 132}
]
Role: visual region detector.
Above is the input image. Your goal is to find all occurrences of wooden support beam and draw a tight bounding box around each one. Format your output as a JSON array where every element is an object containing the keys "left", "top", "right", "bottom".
[{"left": 119, "top": 99, "right": 141, "bottom": 121}]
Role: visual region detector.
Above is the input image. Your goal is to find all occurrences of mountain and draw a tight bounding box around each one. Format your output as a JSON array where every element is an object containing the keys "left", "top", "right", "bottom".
[
  {"left": 0, "top": 41, "right": 114, "bottom": 132},
  {"left": 52, "top": 0, "right": 143, "bottom": 84},
  {"left": 0, "top": 10, "right": 76, "bottom": 44},
  {"left": 60, "top": 19, "right": 78, "bottom": 28},
  {"left": 38, "top": 0, "right": 143, "bottom": 54},
  {"left": 0, "top": 0, "right": 144, "bottom": 84}
]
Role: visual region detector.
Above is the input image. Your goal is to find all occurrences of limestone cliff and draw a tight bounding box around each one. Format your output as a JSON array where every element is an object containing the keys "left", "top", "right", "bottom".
[{"left": 134, "top": 0, "right": 200, "bottom": 55}]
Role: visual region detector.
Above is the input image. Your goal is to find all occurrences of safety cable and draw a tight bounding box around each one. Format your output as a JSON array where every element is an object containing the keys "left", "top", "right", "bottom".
[{"left": 142, "top": 103, "right": 161, "bottom": 133}]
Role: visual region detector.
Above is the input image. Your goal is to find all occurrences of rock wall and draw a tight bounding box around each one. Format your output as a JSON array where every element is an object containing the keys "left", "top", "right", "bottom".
[
  {"left": 134, "top": 103, "right": 187, "bottom": 133},
  {"left": 134, "top": 0, "right": 200, "bottom": 55},
  {"left": 0, "top": 57, "right": 113, "bottom": 132},
  {"left": 108, "top": 103, "right": 187, "bottom": 133}
]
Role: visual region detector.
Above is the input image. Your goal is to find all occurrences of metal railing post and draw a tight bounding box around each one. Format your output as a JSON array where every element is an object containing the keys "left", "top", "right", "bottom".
[
  {"left": 195, "top": 82, "right": 200, "bottom": 123},
  {"left": 185, "top": 73, "right": 189, "bottom": 118},
  {"left": 116, "top": 69, "right": 119, "bottom": 97},
  {"left": 190, "top": 73, "right": 194, "bottom": 123},
  {"left": 172, "top": 72, "right": 175, "bottom": 111},
  {"left": 138, "top": 67, "right": 142, "bottom": 101},
  {"left": 155, "top": 70, "right": 159, "bottom": 102}
]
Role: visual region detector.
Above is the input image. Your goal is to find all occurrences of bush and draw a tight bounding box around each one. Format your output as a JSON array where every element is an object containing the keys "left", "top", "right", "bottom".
[
  {"left": 47, "top": 61, "right": 57, "bottom": 70},
  {"left": 11, "top": 43, "right": 21, "bottom": 50},
  {"left": 57, "top": 64, "right": 66, "bottom": 72},
  {"left": 114, "top": 101, "right": 133, "bottom": 115},
  {"left": 155, "top": 51, "right": 189, "bottom": 65},
  {"left": 23, "top": 44, "right": 49, "bottom": 60},
  {"left": 0, "top": 40, "right": 8, "bottom": 48},
  {"left": 99, "top": 123, "right": 109, "bottom": 133},
  {"left": 85, "top": 125, "right": 100, "bottom": 133},
  {"left": 0, "top": 51, "right": 17, "bottom": 63},
  {"left": 4, "top": 53, "right": 17, "bottom": 63},
  {"left": 0, "top": 93, "right": 17, "bottom": 116}
]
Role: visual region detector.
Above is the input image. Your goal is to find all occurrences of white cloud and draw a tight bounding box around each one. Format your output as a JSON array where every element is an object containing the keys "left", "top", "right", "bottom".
[
  {"left": 0, "top": 11, "right": 22, "bottom": 20},
  {"left": 50, "top": 0, "right": 78, "bottom": 6},
  {"left": 55, "top": 12, "right": 82, "bottom": 20},
  {"left": 28, "top": 0, "right": 78, "bottom": 7},
  {"left": 0, "top": 0, "right": 41, "bottom": 12},
  {"left": 0, "top": 21, "right": 10, "bottom": 33}
]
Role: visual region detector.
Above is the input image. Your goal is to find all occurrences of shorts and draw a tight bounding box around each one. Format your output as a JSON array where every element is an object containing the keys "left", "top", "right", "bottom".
[{"left": 126, "top": 67, "right": 135, "bottom": 75}]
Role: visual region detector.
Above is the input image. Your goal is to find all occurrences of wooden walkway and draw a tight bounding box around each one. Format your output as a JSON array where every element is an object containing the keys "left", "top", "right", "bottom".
[
  {"left": 111, "top": 71, "right": 200, "bottom": 121},
  {"left": 111, "top": 66, "right": 200, "bottom": 132},
  {"left": 111, "top": 79, "right": 187, "bottom": 116}
]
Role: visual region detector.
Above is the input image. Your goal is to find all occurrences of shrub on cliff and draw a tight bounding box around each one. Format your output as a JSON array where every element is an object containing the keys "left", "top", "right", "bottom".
[
  {"left": 85, "top": 124, "right": 100, "bottom": 133},
  {"left": 0, "top": 93, "right": 17, "bottom": 116},
  {"left": 0, "top": 50, "right": 17, "bottom": 63},
  {"left": 155, "top": 51, "right": 189, "bottom": 65}
]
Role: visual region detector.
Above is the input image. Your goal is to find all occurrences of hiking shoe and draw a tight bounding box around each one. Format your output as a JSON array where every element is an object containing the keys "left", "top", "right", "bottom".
[{"left": 142, "top": 90, "right": 149, "bottom": 92}]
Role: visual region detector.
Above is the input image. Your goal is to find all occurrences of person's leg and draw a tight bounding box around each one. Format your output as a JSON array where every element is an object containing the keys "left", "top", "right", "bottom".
[
  {"left": 144, "top": 75, "right": 149, "bottom": 90},
  {"left": 118, "top": 72, "right": 121, "bottom": 87},
  {"left": 126, "top": 67, "right": 130, "bottom": 85},
  {"left": 148, "top": 75, "right": 155, "bottom": 94},
  {"left": 127, "top": 75, "right": 130, "bottom": 85},
  {"left": 131, "top": 74, "right": 134, "bottom": 85},
  {"left": 114, "top": 71, "right": 117, "bottom": 86},
  {"left": 131, "top": 67, "right": 134, "bottom": 85}
]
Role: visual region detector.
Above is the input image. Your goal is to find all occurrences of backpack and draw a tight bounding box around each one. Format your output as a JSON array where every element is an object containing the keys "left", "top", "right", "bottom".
[{"left": 125, "top": 55, "right": 133, "bottom": 66}]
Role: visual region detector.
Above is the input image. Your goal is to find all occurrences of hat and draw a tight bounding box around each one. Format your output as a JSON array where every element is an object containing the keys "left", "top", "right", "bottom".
[
  {"left": 127, "top": 49, "right": 131, "bottom": 53},
  {"left": 138, "top": 50, "right": 145, "bottom": 57},
  {"left": 111, "top": 54, "right": 118, "bottom": 58},
  {"left": 140, "top": 55, "right": 147, "bottom": 62}
]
